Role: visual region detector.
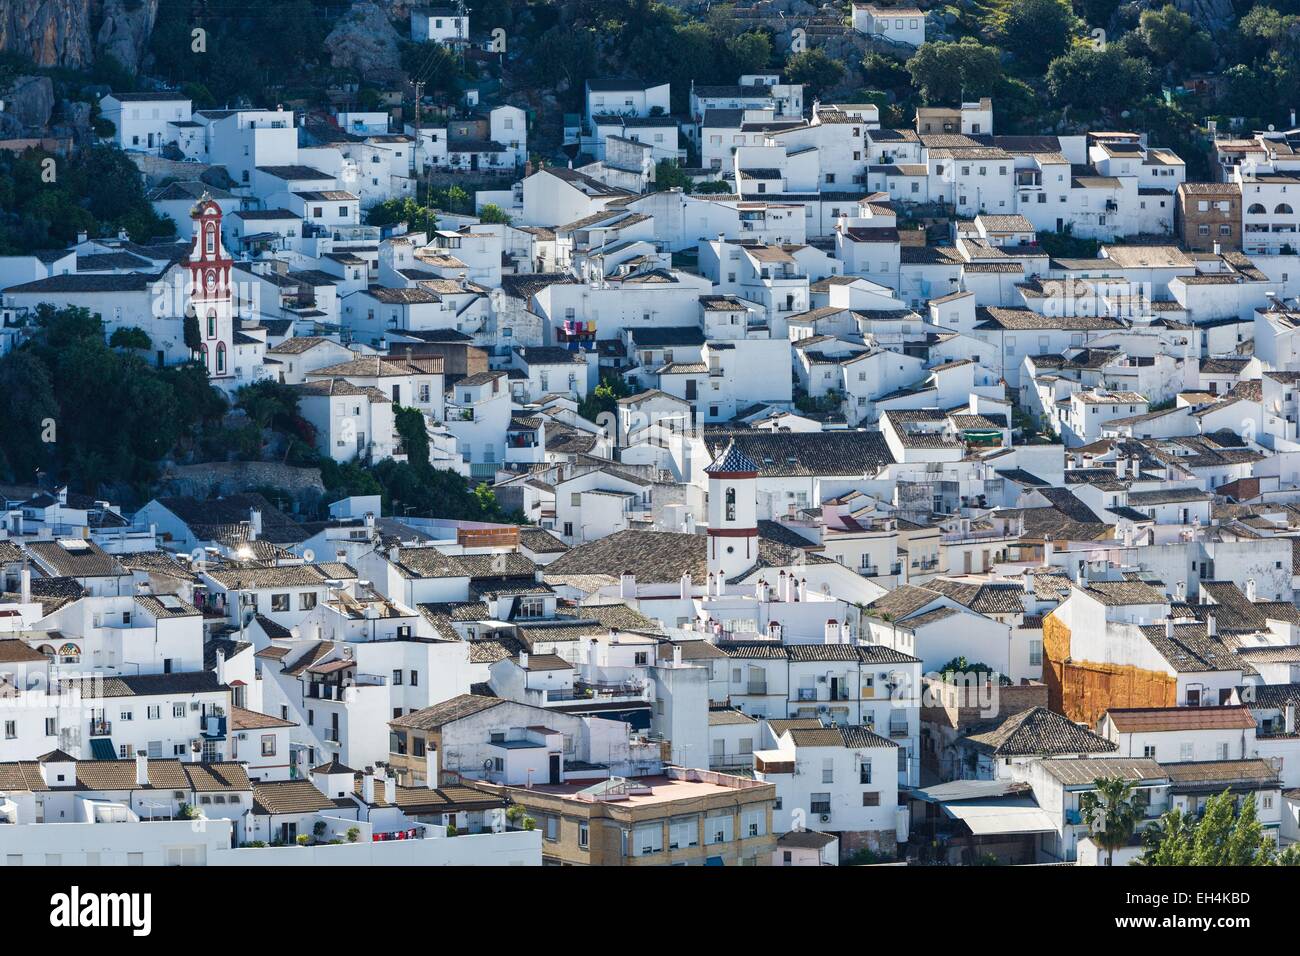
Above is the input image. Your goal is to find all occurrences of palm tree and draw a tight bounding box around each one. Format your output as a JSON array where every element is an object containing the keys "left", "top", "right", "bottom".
[{"left": 1080, "top": 775, "right": 1142, "bottom": 866}]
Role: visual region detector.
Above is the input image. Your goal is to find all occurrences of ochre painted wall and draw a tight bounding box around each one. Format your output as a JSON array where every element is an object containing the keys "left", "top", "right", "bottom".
[{"left": 1041, "top": 612, "right": 1176, "bottom": 724}]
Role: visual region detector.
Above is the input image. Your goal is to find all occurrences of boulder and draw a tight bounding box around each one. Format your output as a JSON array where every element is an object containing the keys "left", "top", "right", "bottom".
[
  {"left": 2, "top": 75, "right": 55, "bottom": 133},
  {"left": 95, "top": 0, "right": 162, "bottom": 75},
  {"left": 324, "top": 2, "right": 403, "bottom": 74}
]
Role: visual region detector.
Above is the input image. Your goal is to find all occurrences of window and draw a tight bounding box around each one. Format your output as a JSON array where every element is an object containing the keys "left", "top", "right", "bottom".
[
  {"left": 392, "top": 669, "right": 403, "bottom": 685},
  {"left": 862, "top": 791, "right": 880, "bottom": 807},
  {"left": 147, "top": 705, "right": 160, "bottom": 720},
  {"left": 742, "top": 807, "right": 766, "bottom": 837},
  {"left": 810, "top": 792, "right": 831, "bottom": 814},
  {"left": 3, "top": 721, "right": 14, "bottom": 739},
  {"left": 859, "top": 761, "right": 872, "bottom": 784},
  {"left": 633, "top": 824, "right": 664, "bottom": 856},
  {"left": 669, "top": 817, "right": 698, "bottom": 850},
  {"left": 1029, "top": 641, "right": 1043, "bottom": 666},
  {"left": 44, "top": 718, "right": 55, "bottom": 736},
  {"left": 706, "top": 813, "right": 733, "bottom": 844},
  {"left": 271, "top": 593, "right": 290, "bottom": 612},
  {"left": 725, "top": 487, "right": 737, "bottom": 522},
  {"left": 578, "top": 821, "right": 589, "bottom": 849},
  {"left": 261, "top": 734, "right": 276, "bottom": 757},
  {"left": 822, "top": 758, "right": 834, "bottom": 784},
  {"left": 1142, "top": 745, "right": 1156, "bottom": 758}
]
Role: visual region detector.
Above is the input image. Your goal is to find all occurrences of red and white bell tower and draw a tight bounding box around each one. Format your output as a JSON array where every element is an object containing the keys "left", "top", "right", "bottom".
[{"left": 187, "top": 193, "right": 234, "bottom": 380}]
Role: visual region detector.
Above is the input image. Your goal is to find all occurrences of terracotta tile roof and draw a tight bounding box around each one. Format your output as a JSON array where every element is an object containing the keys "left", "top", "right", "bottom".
[{"left": 1104, "top": 706, "right": 1255, "bottom": 733}]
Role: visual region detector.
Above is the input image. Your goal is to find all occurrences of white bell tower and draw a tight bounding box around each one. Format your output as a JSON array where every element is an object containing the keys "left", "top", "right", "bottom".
[{"left": 706, "top": 440, "right": 759, "bottom": 583}]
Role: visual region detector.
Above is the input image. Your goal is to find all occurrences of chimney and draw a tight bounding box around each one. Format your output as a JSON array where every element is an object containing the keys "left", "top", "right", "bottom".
[
  {"left": 76, "top": 230, "right": 87, "bottom": 244},
  {"left": 248, "top": 508, "right": 262, "bottom": 540},
  {"left": 1043, "top": 539, "right": 1054, "bottom": 568},
  {"left": 1213, "top": 241, "right": 1221, "bottom": 257},
  {"left": 680, "top": 571, "right": 692, "bottom": 600},
  {"left": 778, "top": 570, "right": 788, "bottom": 602},
  {"left": 426, "top": 745, "right": 440, "bottom": 789},
  {"left": 797, "top": 577, "right": 807, "bottom": 602},
  {"left": 1022, "top": 573, "right": 1033, "bottom": 595},
  {"left": 189, "top": 742, "right": 202, "bottom": 763},
  {"left": 672, "top": 644, "right": 683, "bottom": 666},
  {"left": 1292, "top": 108, "right": 1297, "bottom": 128},
  {"left": 755, "top": 578, "right": 766, "bottom": 601},
  {"left": 1246, "top": 578, "right": 1257, "bottom": 603},
  {"left": 1207, "top": 614, "right": 1218, "bottom": 638},
  {"left": 1175, "top": 581, "right": 1186, "bottom": 602},
  {"left": 19, "top": 560, "right": 30, "bottom": 604},
  {"left": 135, "top": 751, "right": 149, "bottom": 787},
  {"left": 383, "top": 770, "right": 396, "bottom": 805},
  {"left": 619, "top": 570, "right": 636, "bottom": 599},
  {"left": 362, "top": 768, "right": 376, "bottom": 803},
  {"left": 519, "top": 651, "right": 529, "bottom": 670},
  {"left": 825, "top": 618, "right": 840, "bottom": 643},
  {"left": 214, "top": 648, "right": 226, "bottom": 684},
  {"left": 1286, "top": 702, "right": 1297, "bottom": 735},
  {"left": 1165, "top": 617, "right": 1175, "bottom": 639}
]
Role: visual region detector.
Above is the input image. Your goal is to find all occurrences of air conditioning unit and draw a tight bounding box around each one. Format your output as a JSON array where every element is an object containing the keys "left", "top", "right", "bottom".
[{"left": 190, "top": 702, "right": 201, "bottom": 712}]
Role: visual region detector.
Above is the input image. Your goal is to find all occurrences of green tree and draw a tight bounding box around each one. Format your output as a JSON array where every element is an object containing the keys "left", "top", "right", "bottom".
[
  {"left": 999, "top": 0, "right": 1080, "bottom": 72},
  {"left": 723, "top": 31, "right": 773, "bottom": 76},
  {"left": 1138, "top": 5, "right": 1212, "bottom": 75},
  {"left": 907, "top": 39, "right": 1003, "bottom": 105},
  {"left": 652, "top": 160, "right": 693, "bottom": 193},
  {"left": 109, "top": 327, "right": 152, "bottom": 351},
  {"left": 0, "top": 350, "right": 58, "bottom": 482},
  {"left": 366, "top": 197, "right": 437, "bottom": 234},
  {"left": 1073, "top": 0, "right": 1122, "bottom": 27},
  {"left": 1142, "top": 790, "right": 1279, "bottom": 866},
  {"left": 784, "top": 48, "right": 846, "bottom": 100},
  {"left": 393, "top": 404, "right": 431, "bottom": 471},
  {"left": 1080, "top": 775, "right": 1142, "bottom": 867},
  {"left": 1045, "top": 46, "right": 1153, "bottom": 112},
  {"left": 478, "top": 203, "right": 512, "bottom": 225},
  {"left": 578, "top": 373, "right": 632, "bottom": 423}
]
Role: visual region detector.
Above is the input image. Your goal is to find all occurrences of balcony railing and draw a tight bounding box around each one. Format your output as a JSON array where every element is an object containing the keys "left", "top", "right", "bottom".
[
  {"left": 89, "top": 720, "right": 112, "bottom": 737},
  {"left": 888, "top": 723, "right": 909, "bottom": 738},
  {"left": 746, "top": 681, "right": 768, "bottom": 695}
]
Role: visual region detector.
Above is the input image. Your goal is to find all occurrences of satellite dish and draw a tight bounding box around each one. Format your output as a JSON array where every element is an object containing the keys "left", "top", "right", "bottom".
[
  {"left": 483, "top": 758, "right": 494, "bottom": 771},
  {"left": 302, "top": 549, "right": 315, "bottom": 562}
]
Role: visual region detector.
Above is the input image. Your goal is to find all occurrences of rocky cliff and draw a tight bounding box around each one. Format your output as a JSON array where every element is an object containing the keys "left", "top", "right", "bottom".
[
  {"left": 96, "top": 0, "right": 161, "bottom": 74},
  {"left": 0, "top": 0, "right": 96, "bottom": 68}
]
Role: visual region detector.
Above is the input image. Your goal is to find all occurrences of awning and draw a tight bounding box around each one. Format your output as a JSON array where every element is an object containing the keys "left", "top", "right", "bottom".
[
  {"left": 89, "top": 738, "right": 117, "bottom": 760},
  {"left": 943, "top": 798, "right": 1056, "bottom": 836}
]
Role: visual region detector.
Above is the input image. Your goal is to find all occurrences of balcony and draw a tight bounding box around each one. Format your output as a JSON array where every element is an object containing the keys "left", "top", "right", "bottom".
[
  {"left": 89, "top": 720, "right": 112, "bottom": 737},
  {"left": 888, "top": 722, "right": 909, "bottom": 739},
  {"left": 746, "top": 681, "right": 768, "bottom": 695}
]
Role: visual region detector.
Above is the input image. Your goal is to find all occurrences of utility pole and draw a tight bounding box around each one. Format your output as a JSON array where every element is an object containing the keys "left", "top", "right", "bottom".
[{"left": 412, "top": 80, "right": 424, "bottom": 179}]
